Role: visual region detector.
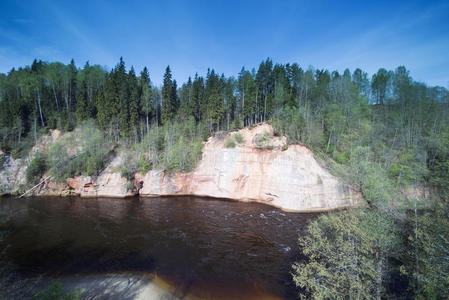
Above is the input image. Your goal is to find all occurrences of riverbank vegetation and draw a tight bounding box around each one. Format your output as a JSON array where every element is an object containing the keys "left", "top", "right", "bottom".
[{"left": 1, "top": 58, "right": 449, "bottom": 298}]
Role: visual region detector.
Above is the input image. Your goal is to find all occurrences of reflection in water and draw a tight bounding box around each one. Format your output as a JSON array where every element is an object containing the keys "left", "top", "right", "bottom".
[{"left": 0, "top": 196, "right": 317, "bottom": 299}]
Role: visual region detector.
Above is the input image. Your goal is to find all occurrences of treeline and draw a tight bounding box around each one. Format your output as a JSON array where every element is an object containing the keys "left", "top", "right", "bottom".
[
  {"left": 2, "top": 57, "right": 447, "bottom": 148},
  {"left": 1, "top": 56, "right": 449, "bottom": 192}
]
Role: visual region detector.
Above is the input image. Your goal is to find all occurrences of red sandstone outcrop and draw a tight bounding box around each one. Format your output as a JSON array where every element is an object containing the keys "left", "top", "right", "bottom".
[
  {"left": 2, "top": 124, "right": 361, "bottom": 211},
  {"left": 65, "top": 156, "right": 136, "bottom": 198},
  {"left": 139, "top": 123, "right": 361, "bottom": 211}
]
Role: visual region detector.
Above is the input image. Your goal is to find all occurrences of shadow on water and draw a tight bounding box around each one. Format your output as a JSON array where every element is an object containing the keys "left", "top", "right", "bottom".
[{"left": 0, "top": 196, "right": 318, "bottom": 299}]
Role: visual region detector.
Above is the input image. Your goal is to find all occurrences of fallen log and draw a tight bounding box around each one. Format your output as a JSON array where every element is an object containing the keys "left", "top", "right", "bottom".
[{"left": 19, "top": 176, "right": 51, "bottom": 198}]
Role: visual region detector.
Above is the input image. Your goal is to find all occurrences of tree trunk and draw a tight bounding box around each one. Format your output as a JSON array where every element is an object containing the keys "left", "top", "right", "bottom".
[
  {"left": 64, "top": 92, "right": 69, "bottom": 110},
  {"left": 52, "top": 85, "right": 60, "bottom": 112},
  {"left": 326, "top": 131, "right": 332, "bottom": 153},
  {"left": 146, "top": 113, "right": 149, "bottom": 135},
  {"left": 264, "top": 93, "right": 267, "bottom": 122},
  {"left": 36, "top": 89, "right": 45, "bottom": 127}
]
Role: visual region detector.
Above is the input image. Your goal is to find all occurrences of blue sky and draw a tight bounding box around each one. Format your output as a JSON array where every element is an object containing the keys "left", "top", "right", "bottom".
[{"left": 0, "top": 0, "right": 448, "bottom": 87}]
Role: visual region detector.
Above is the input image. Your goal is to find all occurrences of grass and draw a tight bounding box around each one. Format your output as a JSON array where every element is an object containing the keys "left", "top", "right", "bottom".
[
  {"left": 224, "top": 137, "right": 236, "bottom": 148},
  {"left": 253, "top": 131, "right": 274, "bottom": 150}
]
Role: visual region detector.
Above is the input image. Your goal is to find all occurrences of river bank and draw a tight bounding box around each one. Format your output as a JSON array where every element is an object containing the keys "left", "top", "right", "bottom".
[{"left": 0, "top": 124, "right": 361, "bottom": 212}]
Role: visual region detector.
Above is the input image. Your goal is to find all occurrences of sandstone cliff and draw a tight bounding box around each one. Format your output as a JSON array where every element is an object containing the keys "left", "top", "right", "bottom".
[
  {"left": 1, "top": 124, "right": 361, "bottom": 211},
  {"left": 139, "top": 123, "right": 360, "bottom": 211}
]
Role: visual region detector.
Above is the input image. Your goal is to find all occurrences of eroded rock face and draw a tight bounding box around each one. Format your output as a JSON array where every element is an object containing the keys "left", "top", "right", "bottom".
[
  {"left": 2, "top": 123, "right": 360, "bottom": 211},
  {"left": 0, "top": 155, "right": 27, "bottom": 194},
  {"left": 140, "top": 123, "right": 361, "bottom": 211},
  {"left": 67, "top": 156, "right": 136, "bottom": 198}
]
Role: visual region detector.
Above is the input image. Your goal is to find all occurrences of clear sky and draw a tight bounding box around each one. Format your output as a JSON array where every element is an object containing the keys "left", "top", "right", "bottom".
[{"left": 0, "top": 0, "right": 448, "bottom": 87}]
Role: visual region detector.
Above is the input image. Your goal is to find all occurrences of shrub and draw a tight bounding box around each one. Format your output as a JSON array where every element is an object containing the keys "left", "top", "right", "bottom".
[
  {"left": 139, "top": 154, "right": 151, "bottom": 174},
  {"left": 253, "top": 131, "right": 273, "bottom": 150},
  {"left": 120, "top": 150, "right": 139, "bottom": 181},
  {"left": 26, "top": 153, "right": 47, "bottom": 185},
  {"left": 282, "top": 144, "right": 288, "bottom": 151},
  {"left": 47, "top": 120, "right": 110, "bottom": 182},
  {"left": 333, "top": 150, "right": 349, "bottom": 164},
  {"left": 224, "top": 137, "right": 236, "bottom": 148},
  {"left": 11, "top": 134, "right": 36, "bottom": 159},
  {"left": 234, "top": 133, "right": 244, "bottom": 144}
]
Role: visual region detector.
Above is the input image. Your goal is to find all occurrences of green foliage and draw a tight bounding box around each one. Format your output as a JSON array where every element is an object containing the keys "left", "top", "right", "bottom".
[
  {"left": 388, "top": 150, "right": 427, "bottom": 186},
  {"left": 47, "top": 120, "right": 110, "bottom": 182},
  {"left": 26, "top": 152, "right": 47, "bottom": 184},
  {"left": 349, "top": 146, "right": 396, "bottom": 207},
  {"left": 234, "top": 133, "right": 244, "bottom": 144},
  {"left": 161, "top": 66, "right": 178, "bottom": 124},
  {"left": 224, "top": 137, "right": 236, "bottom": 148},
  {"left": 400, "top": 202, "right": 449, "bottom": 299},
  {"left": 332, "top": 150, "right": 349, "bottom": 164},
  {"left": 272, "top": 106, "right": 324, "bottom": 149},
  {"left": 10, "top": 134, "right": 39, "bottom": 159},
  {"left": 34, "top": 281, "right": 81, "bottom": 300},
  {"left": 135, "top": 118, "right": 204, "bottom": 173},
  {"left": 139, "top": 154, "right": 151, "bottom": 174},
  {"left": 253, "top": 131, "right": 273, "bottom": 150},
  {"left": 293, "top": 209, "right": 398, "bottom": 299},
  {"left": 120, "top": 148, "right": 139, "bottom": 181}
]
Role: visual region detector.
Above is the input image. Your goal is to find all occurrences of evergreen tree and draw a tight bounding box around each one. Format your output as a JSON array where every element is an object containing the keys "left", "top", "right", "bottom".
[
  {"left": 161, "top": 66, "right": 177, "bottom": 124},
  {"left": 191, "top": 74, "right": 204, "bottom": 123},
  {"left": 75, "top": 78, "right": 89, "bottom": 121},
  {"left": 116, "top": 57, "right": 129, "bottom": 137},
  {"left": 140, "top": 67, "right": 152, "bottom": 134},
  {"left": 128, "top": 67, "right": 140, "bottom": 140}
]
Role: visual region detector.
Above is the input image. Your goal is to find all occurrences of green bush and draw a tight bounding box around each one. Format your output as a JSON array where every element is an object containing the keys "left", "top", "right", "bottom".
[
  {"left": 333, "top": 150, "right": 349, "bottom": 164},
  {"left": 253, "top": 131, "right": 273, "bottom": 150},
  {"left": 234, "top": 133, "right": 244, "bottom": 144},
  {"left": 224, "top": 137, "right": 236, "bottom": 148},
  {"left": 47, "top": 120, "right": 110, "bottom": 182},
  {"left": 26, "top": 153, "right": 47, "bottom": 184},
  {"left": 139, "top": 154, "right": 151, "bottom": 174},
  {"left": 120, "top": 149, "right": 139, "bottom": 181},
  {"left": 11, "top": 135, "right": 36, "bottom": 159},
  {"left": 388, "top": 149, "right": 427, "bottom": 186}
]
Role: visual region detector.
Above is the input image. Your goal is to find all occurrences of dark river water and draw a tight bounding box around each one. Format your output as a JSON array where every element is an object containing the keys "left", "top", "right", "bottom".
[{"left": 0, "top": 196, "right": 317, "bottom": 299}]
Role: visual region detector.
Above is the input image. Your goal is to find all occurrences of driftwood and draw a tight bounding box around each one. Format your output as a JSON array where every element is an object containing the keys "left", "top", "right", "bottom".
[{"left": 19, "top": 176, "right": 51, "bottom": 198}]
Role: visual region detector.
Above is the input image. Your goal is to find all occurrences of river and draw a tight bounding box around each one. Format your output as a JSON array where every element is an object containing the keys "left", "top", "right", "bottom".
[{"left": 0, "top": 196, "right": 317, "bottom": 299}]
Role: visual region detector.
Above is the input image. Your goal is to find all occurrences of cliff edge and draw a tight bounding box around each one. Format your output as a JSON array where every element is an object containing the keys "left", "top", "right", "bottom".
[{"left": 139, "top": 123, "right": 360, "bottom": 211}]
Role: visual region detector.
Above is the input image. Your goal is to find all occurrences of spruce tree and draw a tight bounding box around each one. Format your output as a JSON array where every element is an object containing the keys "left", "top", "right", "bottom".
[
  {"left": 191, "top": 74, "right": 204, "bottom": 123},
  {"left": 75, "top": 78, "right": 89, "bottom": 121},
  {"left": 116, "top": 57, "right": 129, "bottom": 137},
  {"left": 128, "top": 67, "right": 140, "bottom": 141},
  {"left": 140, "top": 67, "right": 152, "bottom": 134},
  {"left": 162, "top": 66, "right": 177, "bottom": 124}
]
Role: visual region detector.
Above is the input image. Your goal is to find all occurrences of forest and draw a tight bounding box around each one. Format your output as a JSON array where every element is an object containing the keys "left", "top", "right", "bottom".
[{"left": 1, "top": 57, "right": 449, "bottom": 298}]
